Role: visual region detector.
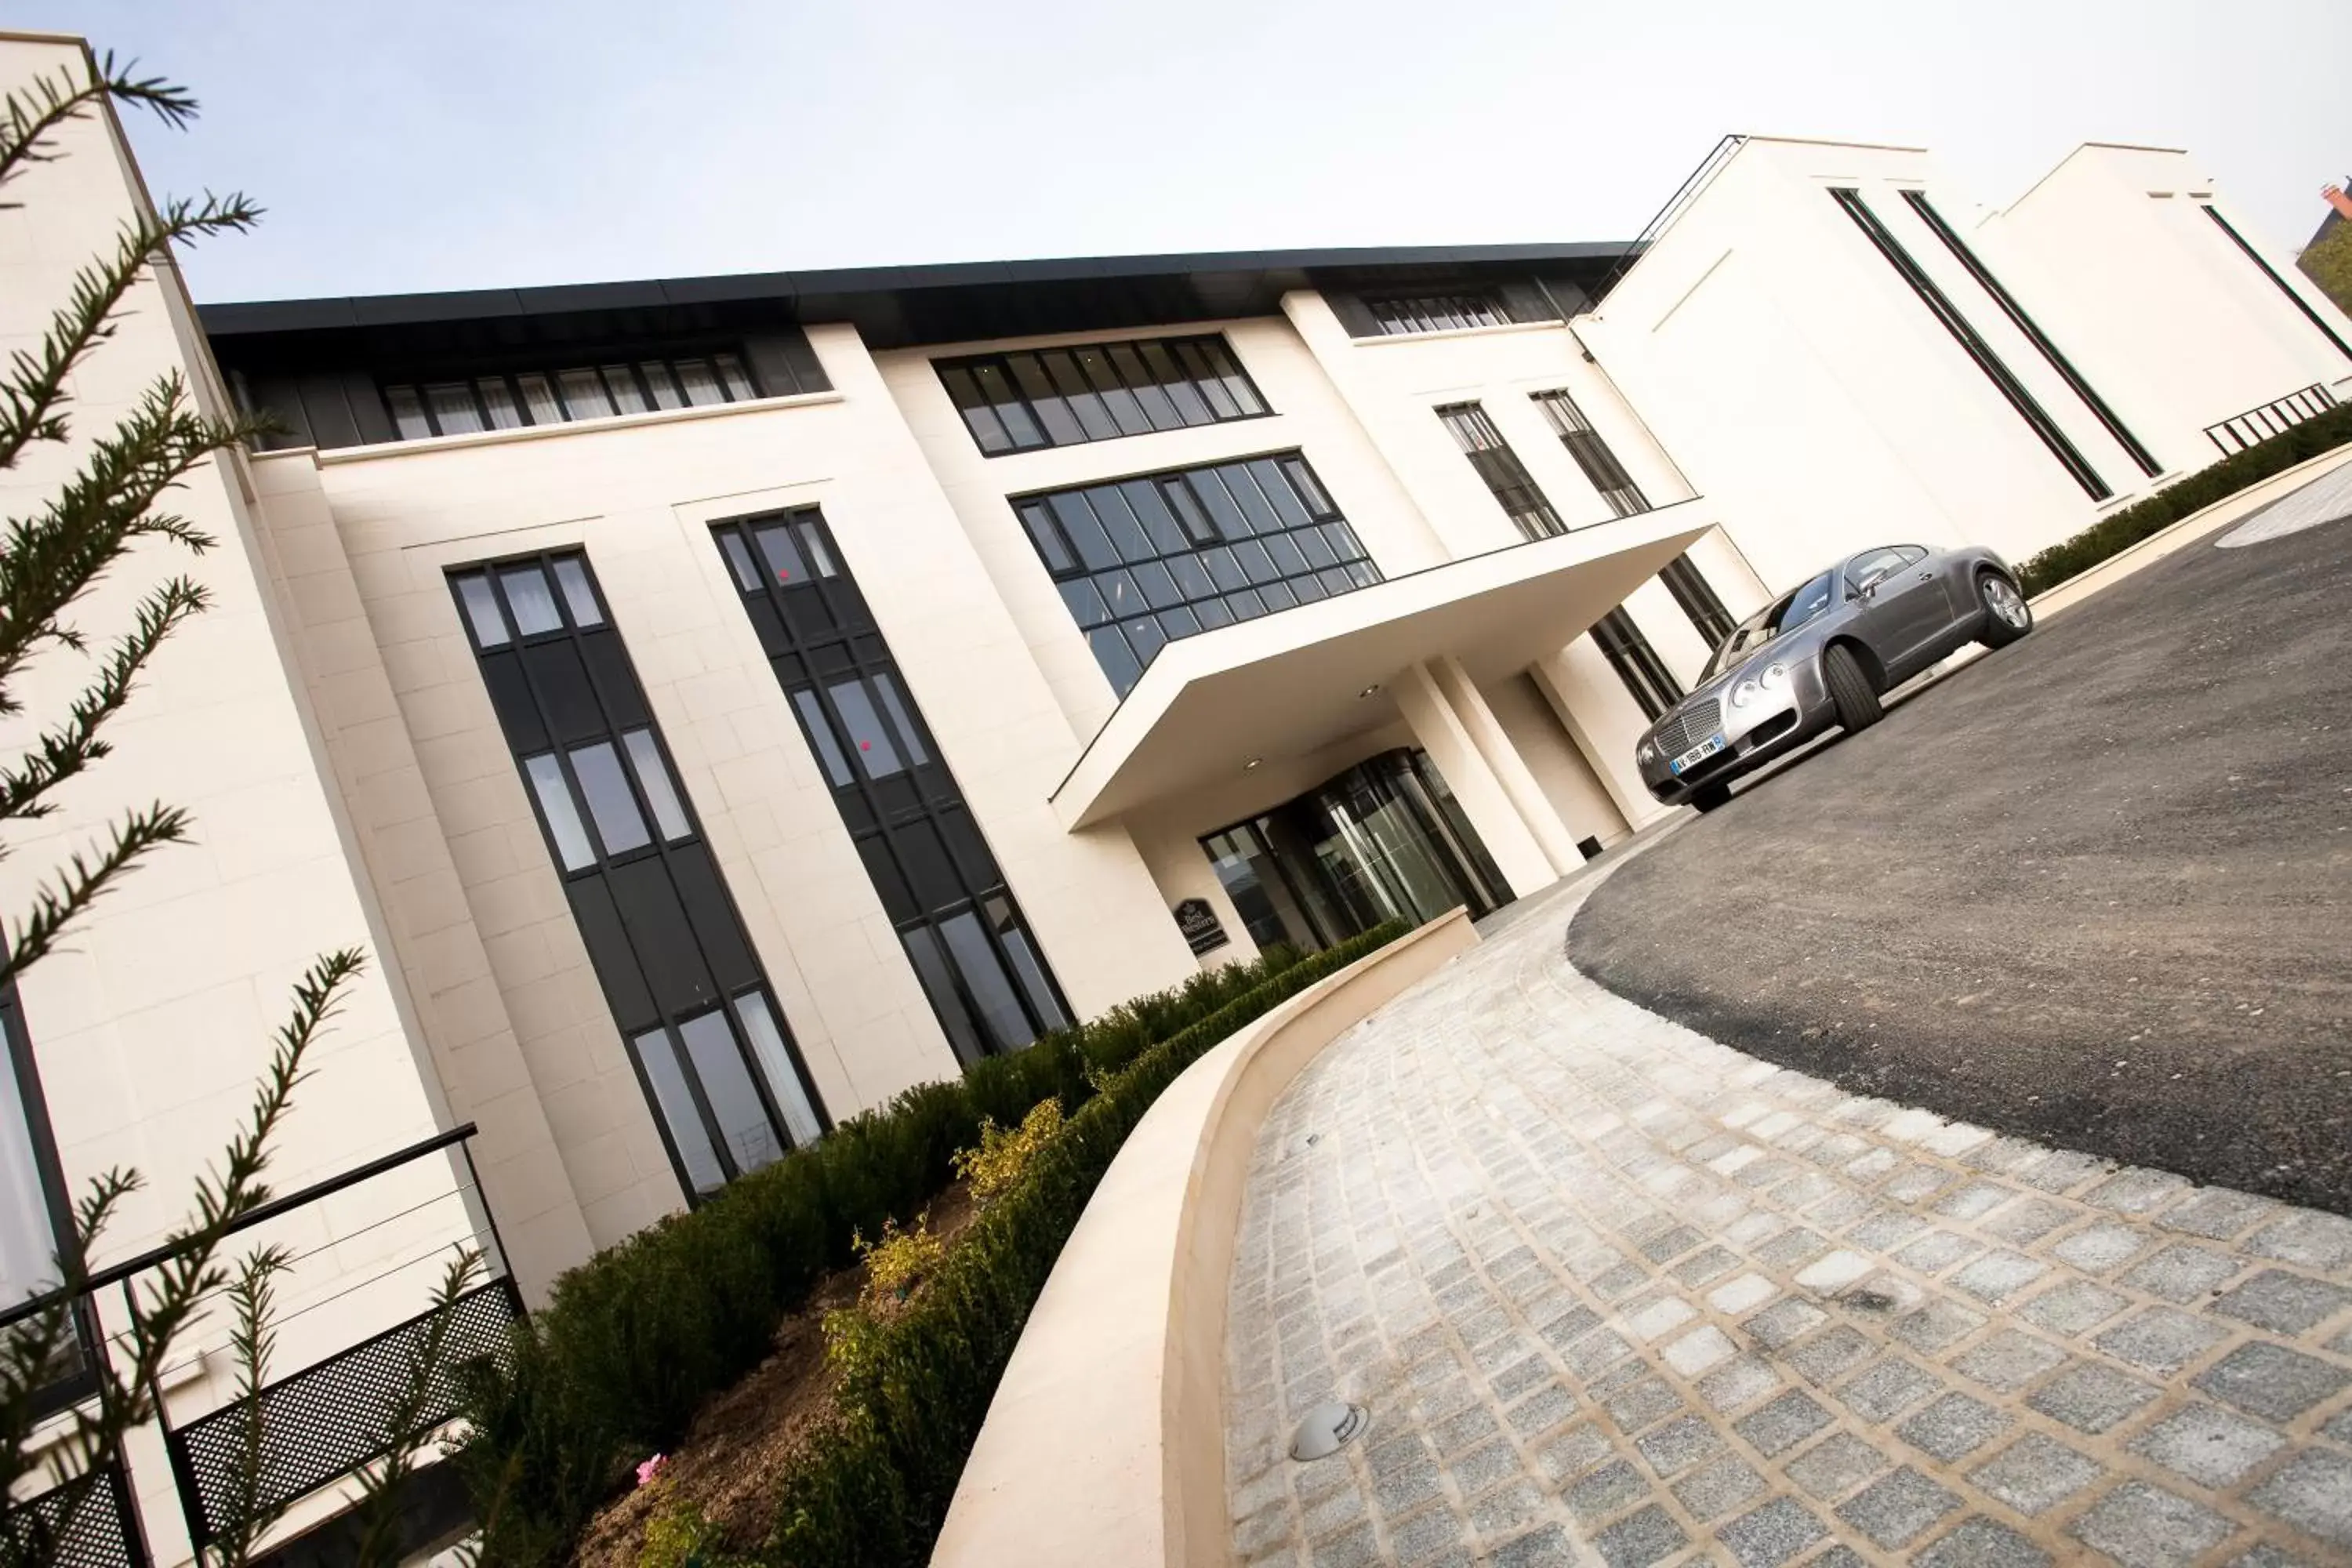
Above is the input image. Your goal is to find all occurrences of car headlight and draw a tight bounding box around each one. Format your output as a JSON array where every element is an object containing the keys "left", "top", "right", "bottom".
[
  {"left": 1730, "top": 678, "right": 1759, "bottom": 709},
  {"left": 1730, "top": 663, "right": 1791, "bottom": 709},
  {"left": 1759, "top": 662, "right": 1789, "bottom": 690},
  {"left": 1636, "top": 739, "right": 1657, "bottom": 764}
]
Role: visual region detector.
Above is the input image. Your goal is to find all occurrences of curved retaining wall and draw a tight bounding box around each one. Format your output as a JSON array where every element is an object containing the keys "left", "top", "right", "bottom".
[{"left": 931, "top": 909, "right": 1479, "bottom": 1568}]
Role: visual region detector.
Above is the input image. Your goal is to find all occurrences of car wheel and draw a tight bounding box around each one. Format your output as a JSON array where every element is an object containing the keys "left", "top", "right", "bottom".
[
  {"left": 1976, "top": 571, "right": 2033, "bottom": 647},
  {"left": 1824, "top": 643, "right": 1882, "bottom": 731},
  {"left": 1690, "top": 782, "right": 1732, "bottom": 813}
]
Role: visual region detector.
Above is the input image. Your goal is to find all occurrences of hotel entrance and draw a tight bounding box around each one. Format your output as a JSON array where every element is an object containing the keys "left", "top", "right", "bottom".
[{"left": 1201, "top": 748, "right": 1512, "bottom": 952}]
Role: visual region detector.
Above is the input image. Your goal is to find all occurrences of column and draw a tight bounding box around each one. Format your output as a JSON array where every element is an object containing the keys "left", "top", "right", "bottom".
[
  {"left": 1530, "top": 648, "right": 1676, "bottom": 833},
  {"left": 1429, "top": 656, "right": 1585, "bottom": 879},
  {"left": 1392, "top": 662, "right": 1559, "bottom": 899}
]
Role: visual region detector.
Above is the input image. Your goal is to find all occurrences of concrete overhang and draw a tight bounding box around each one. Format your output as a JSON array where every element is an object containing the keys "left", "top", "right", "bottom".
[{"left": 1051, "top": 503, "right": 1714, "bottom": 829}]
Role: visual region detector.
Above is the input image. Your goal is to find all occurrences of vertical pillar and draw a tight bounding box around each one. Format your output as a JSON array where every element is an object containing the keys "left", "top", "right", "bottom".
[
  {"left": 1429, "top": 656, "right": 1584, "bottom": 878},
  {"left": 1392, "top": 662, "right": 1559, "bottom": 898},
  {"left": 1530, "top": 648, "right": 1677, "bottom": 833}
]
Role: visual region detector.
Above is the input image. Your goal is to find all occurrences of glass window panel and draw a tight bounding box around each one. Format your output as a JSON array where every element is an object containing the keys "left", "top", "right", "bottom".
[
  {"left": 1232, "top": 539, "right": 1279, "bottom": 584},
  {"left": 524, "top": 753, "right": 595, "bottom": 870},
  {"left": 1220, "top": 463, "right": 1287, "bottom": 535},
  {"left": 1074, "top": 347, "right": 1151, "bottom": 434},
  {"left": 1118, "top": 480, "right": 1189, "bottom": 556},
  {"left": 1294, "top": 525, "right": 1337, "bottom": 569},
  {"left": 516, "top": 373, "right": 563, "bottom": 425},
  {"left": 1174, "top": 340, "right": 1242, "bottom": 419},
  {"left": 1158, "top": 478, "right": 1219, "bottom": 543},
  {"left": 1, "top": 1054, "right": 60, "bottom": 1305},
  {"left": 1280, "top": 456, "right": 1337, "bottom": 517},
  {"left": 456, "top": 574, "right": 510, "bottom": 646},
  {"left": 1167, "top": 553, "right": 1216, "bottom": 601},
  {"left": 623, "top": 729, "right": 691, "bottom": 840},
  {"left": 1193, "top": 596, "right": 1233, "bottom": 630},
  {"left": 792, "top": 690, "right": 852, "bottom": 786},
  {"left": 557, "top": 368, "right": 614, "bottom": 419},
  {"left": 1157, "top": 603, "right": 1202, "bottom": 638},
  {"left": 755, "top": 522, "right": 809, "bottom": 585},
  {"left": 479, "top": 378, "right": 526, "bottom": 430},
  {"left": 1124, "top": 615, "right": 1167, "bottom": 670},
  {"left": 828, "top": 678, "right": 904, "bottom": 778},
  {"left": 1094, "top": 568, "right": 1146, "bottom": 620},
  {"left": 1058, "top": 577, "right": 1110, "bottom": 627},
  {"left": 1109, "top": 343, "right": 1183, "bottom": 429},
  {"left": 1189, "top": 470, "right": 1254, "bottom": 538},
  {"left": 675, "top": 359, "right": 726, "bottom": 407},
  {"left": 720, "top": 531, "right": 761, "bottom": 591},
  {"left": 940, "top": 911, "right": 1033, "bottom": 1051},
  {"left": 425, "top": 383, "right": 484, "bottom": 436},
  {"left": 714, "top": 354, "right": 757, "bottom": 400},
  {"left": 1258, "top": 579, "right": 1298, "bottom": 612},
  {"left": 1132, "top": 560, "right": 1181, "bottom": 609},
  {"left": 634, "top": 1027, "right": 727, "bottom": 1194},
  {"left": 796, "top": 521, "right": 837, "bottom": 577},
  {"left": 386, "top": 385, "right": 433, "bottom": 440},
  {"left": 601, "top": 366, "right": 651, "bottom": 415},
  {"left": 1007, "top": 354, "right": 1086, "bottom": 445},
  {"left": 499, "top": 566, "right": 563, "bottom": 636},
  {"left": 1201, "top": 339, "right": 1265, "bottom": 416},
  {"left": 1017, "top": 502, "right": 1076, "bottom": 575},
  {"left": 551, "top": 557, "right": 604, "bottom": 626},
  {"left": 678, "top": 1009, "right": 784, "bottom": 1176},
  {"left": 1288, "top": 572, "right": 1327, "bottom": 604},
  {"left": 1046, "top": 492, "right": 1120, "bottom": 572},
  {"left": 1247, "top": 458, "right": 1316, "bottom": 530},
  {"left": 1225, "top": 587, "right": 1267, "bottom": 620},
  {"left": 1039, "top": 351, "right": 1119, "bottom": 441},
  {"left": 1321, "top": 521, "right": 1366, "bottom": 561},
  {"left": 941, "top": 365, "right": 1012, "bottom": 452},
  {"left": 902, "top": 926, "right": 987, "bottom": 1065},
  {"left": 1088, "top": 625, "right": 1144, "bottom": 695},
  {"left": 733, "top": 991, "right": 822, "bottom": 1145},
  {"left": 568, "top": 741, "right": 652, "bottom": 855},
  {"left": 872, "top": 673, "right": 929, "bottom": 766},
  {"left": 1345, "top": 560, "right": 1381, "bottom": 588},
  {"left": 985, "top": 895, "right": 1067, "bottom": 1029},
  {"left": 1203, "top": 546, "right": 1247, "bottom": 591},
  {"left": 1264, "top": 534, "right": 1310, "bottom": 577},
  {"left": 1087, "top": 484, "right": 1156, "bottom": 564},
  {"left": 641, "top": 362, "right": 686, "bottom": 409},
  {"left": 1138, "top": 342, "right": 1211, "bottom": 423},
  {"left": 969, "top": 362, "right": 1044, "bottom": 448}
]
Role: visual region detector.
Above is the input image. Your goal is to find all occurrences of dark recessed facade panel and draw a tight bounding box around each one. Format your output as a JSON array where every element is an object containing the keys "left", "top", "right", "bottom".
[{"left": 937, "top": 334, "right": 1269, "bottom": 456}]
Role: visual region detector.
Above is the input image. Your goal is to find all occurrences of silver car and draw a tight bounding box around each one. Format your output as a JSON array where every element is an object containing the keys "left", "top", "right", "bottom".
[{"left": 1635, "top": 543, "right": 2033, "bottom": 812}]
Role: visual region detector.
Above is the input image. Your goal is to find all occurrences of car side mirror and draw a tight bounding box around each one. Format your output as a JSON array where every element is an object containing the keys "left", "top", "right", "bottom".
[{"left": 1855, "top": 570, "right": 1887, "bottom": 597}]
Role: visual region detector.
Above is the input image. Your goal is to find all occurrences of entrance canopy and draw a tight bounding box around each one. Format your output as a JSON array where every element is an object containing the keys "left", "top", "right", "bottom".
[{"left": 1051, "top": 504, "right": 1713, "bottom": 828}]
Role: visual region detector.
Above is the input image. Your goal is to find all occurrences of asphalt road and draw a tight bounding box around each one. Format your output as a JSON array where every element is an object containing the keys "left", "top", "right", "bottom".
[{"left": 1569, "top": 500, "right": 2352, "bottom": 1214}]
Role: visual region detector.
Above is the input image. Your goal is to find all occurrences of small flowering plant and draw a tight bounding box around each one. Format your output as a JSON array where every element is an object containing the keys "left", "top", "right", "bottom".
[{"left": 636, "top": 1453, "right": 668, "bottom": 1489}]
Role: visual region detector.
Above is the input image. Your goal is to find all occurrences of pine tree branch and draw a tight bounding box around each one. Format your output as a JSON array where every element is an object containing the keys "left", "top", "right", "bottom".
[
  {"left": 0, "top": 52, "right": 198, "bottom": 194},
  {"left": 0, "top": 804, "right": 194, "bottom": 983},
  {"left": 349, "top": 1250, "right": 485, "bottom": 1568},
  {"left": 211, "top": 1246, "right": 295, "bottom": 1568}
]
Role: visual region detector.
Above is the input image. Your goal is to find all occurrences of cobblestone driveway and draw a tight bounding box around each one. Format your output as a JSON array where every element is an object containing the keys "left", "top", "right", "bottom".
[{"left": 1225, "top": 891, "right": 2352, "bottom": 1566}]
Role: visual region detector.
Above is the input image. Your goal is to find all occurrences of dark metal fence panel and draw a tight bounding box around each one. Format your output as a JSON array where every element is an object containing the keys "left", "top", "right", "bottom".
[{"left": 1, "top": 1461, "right": 147, "bottom": 1568}]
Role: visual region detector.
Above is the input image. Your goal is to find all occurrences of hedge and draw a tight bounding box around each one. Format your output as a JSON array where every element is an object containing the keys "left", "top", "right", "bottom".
[
  {"left": 761, "top": 921, "right": 1408, "bottom": 1566},
  {"left": 2016, "top": 401, "right": 2352, "bottom": 596},
  {"left": 451, "top": 929, "right": 1401, "bottom": 1567}
]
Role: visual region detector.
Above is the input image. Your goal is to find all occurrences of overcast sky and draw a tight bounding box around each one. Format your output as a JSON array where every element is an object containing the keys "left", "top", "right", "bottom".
[{"left": 21, "top": 0, "right": 2350, "bottom": 304}]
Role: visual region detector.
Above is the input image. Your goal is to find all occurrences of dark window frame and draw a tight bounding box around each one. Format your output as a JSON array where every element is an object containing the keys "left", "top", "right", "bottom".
[
  {"left": 1, "top": 965, "right": 100, "bottom": 1418},
  {"left": 1592, "top": 607, "right": 1684, "bottom": 722},
  {"left": 1365, "top": 292, "right": 1509, "bottom": 336},
  {"left": 714, "top": 509, "right": 1073, "bottom": 1065},
  {"left": 2199, "top": 202, "right": 2352, "bottom": 365},
  {"left": 448, "top": 551, "right": 829, "bottom": 1199},
  {"left": 1530, "top": 389, "right": 1652, "bottom": 518},
  {"left": 385, "top": 346, "right": 768, "bottom": 441},
  {"left": 1828, "top": 187, "right": 2113, "bottom": 501},
  {"left": 1435, "top": 401, "right": 1567, "bottom": 540},
  {"left": 1660, "top": 554, "right": 1737, "bottom": 650},
  {"left": 1012, "top": 450, "right": 1380, "bottom": 697},
  {"left": 936, "top": 333, "right": 1272, "bottom": 456}
]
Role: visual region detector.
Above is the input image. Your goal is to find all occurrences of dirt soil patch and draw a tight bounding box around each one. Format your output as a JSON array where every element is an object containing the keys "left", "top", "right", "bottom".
[{"left": 568, "top": 1182, "right": 979, "bottom": 1568}]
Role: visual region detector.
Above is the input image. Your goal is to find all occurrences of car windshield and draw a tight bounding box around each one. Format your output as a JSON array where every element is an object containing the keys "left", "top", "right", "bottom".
[{"left": 1702, "top": 571, "right": 1838, "bottom": 680}]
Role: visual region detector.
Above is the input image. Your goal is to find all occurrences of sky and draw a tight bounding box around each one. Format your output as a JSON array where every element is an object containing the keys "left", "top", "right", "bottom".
[{"left": 18, "top": 0, "right": 2352, "bottom": 305}]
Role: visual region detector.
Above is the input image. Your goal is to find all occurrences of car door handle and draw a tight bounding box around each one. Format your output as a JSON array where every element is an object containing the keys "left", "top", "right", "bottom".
[{"left": 1916, "top": 572, "right": 1933, "bottom": 581}]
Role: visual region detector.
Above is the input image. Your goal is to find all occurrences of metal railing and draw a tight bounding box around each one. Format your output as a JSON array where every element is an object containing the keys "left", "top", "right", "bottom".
[
  {"left": 2, "top": 1124, "right": 518, "bottom": 1566},
  {"left": 1586, "top": 134, "right": 1749, "bottom": 307},
  {"left": 2204, "top": 383, "right": 2340, "bottom": 454}
]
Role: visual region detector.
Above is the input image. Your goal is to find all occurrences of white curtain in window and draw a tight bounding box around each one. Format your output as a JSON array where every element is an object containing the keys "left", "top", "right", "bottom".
[{"left": 1, "top": 1057, "right": 59, "bottom": 1303}]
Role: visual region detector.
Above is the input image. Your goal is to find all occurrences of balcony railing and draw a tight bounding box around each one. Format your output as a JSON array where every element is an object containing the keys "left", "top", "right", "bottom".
[
  {"left": 2204, "top": 382, "right": 2340, "bottom": 454},
  {"left": 2, "top": 1124, "right": 518, "bottom": 1567}
]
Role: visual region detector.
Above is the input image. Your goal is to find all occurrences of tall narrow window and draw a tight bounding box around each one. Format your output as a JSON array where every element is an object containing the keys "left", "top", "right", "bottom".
[
  {"left": 1828, "top": 187, "right": 2112, "bottom": 501},
  {"left": 1898, "top": 191, "right": 2159, "bottom": 477},
  {"left": 2200, "top": 203, "right": 2352, "bottom": 365},
  {"left": 2, "top": 969, "right": 93, "bottom": 1414},
  {"left": 1592, "top": 608, "right": 1683, "bottom": 722},
  {"left": 1436, "top": 403, "right": 1565, "bottom": 539},
  {"left": 1530, "top": 390, "right": 1651, "bottom": 517},
  {"left": 1659, "top": 555, "right": 1736, "bottom": 651},
  {"left": 937, "top": 334, "right": 1270, "bottom": 455},
  {"left": 715, "top": 510, "right": 1072, "bottom": 1065},
  {"left": 448, "top": 553, "right": 827, "bottom": 1199}
]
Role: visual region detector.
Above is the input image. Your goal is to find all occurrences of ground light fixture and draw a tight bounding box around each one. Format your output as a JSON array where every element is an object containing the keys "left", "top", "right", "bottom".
[{"left": 1290, "top": 1400, "right": 1370, "bottom": 1461}]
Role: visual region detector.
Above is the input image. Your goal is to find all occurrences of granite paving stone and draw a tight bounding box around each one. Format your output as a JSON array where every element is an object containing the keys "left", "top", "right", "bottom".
[{"left": 1225, "top": 884, "right": 2352, "bottom": 1566}]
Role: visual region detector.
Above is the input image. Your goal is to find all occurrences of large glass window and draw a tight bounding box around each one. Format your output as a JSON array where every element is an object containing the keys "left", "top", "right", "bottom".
[
  {"left": 1435, "top": 403, "right": 1565, "bottom": 540},
  {"left": 448, "top": 553, "right": 828, "bottom": 1198},
  {"left": 1016, "top": 453, "right": 1379, "bottom": 697},
  {"left": 714, "top": 510, "right": 1071, "bottom": 1066},
  {"left": 1660, "top": 554, "right": 1737, "bottom": 651},
  {"left": 1592, "top": 607, "right": 1684, "bottom": 722},
  {"left": 1365, "top": 293, "right": 1508, "bottom": 336},
  {"left": 385, "top": 352, "right": 769, "bottom": 441},
  {"left": 937, "top": 334, "right": 1270, "bottom": 456},
  {"left": 1530, "top": 390, "right": 1651, "bottom": 518}
]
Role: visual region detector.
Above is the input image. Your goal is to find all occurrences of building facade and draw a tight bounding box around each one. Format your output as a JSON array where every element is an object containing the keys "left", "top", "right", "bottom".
[{"left": 7, "top": 28, "right": 2352, "bottom": 1563}]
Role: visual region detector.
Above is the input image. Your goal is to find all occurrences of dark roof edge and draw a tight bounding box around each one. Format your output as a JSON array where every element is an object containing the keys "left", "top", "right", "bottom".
[{"left": 195, "top": 241, "right": 1634, "bottom": 337}]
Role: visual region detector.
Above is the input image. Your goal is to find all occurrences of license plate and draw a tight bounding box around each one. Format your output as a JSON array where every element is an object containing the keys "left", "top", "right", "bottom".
[{"left": 1669, "top": 735, "right": 1726, "bottom": 775}]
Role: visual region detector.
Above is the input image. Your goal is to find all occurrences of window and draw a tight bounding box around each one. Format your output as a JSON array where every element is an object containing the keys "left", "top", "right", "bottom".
[
  {"left": 1014, "top": 454, "right": 1378, "bottom": 697},
  {"left": 1704, "top": 571, "right": 1840, "bottom": 681},
  {"left": 384, "top": 352, "right": 765, "bottom": 440},
  {"left": 1435, "top": 403, "right": 1565, "bottom": 540},
  {"left": 2199, "top": 203, "right": 2352, "bottom": 365},
  {"left": 448, "top": 552, "right": 828, "bottom": 1197},
  {"left": 1592, "top": 608, "right": 1683, "bottom": 722},
  {"left": 714, "top": 510, "right": 1071, "bottom": 1066},
  {"left": 1660, "top": 554, "right": 1736, "bottom": 650},
  {"left": 1843, "top": 547, "right": 1913, "bottom": 594},
  {"left": 2, "top": 968, "right": 93, "bottom": 1414},
  {"left": 1530, "top": 390, "right": 1651, "bottom": 517},
  {"left": 937, "top": 334, "right": 1269, "bottom": 455},
  {"left": 1366, "top": 293, "right": 1508, "bottom": 336},
  {"left": 1900, "top": 191, "right": 2161, "bottom": 477},
  {"left": 1827, "top": 187, "right": 2112, "bottom": 501}
]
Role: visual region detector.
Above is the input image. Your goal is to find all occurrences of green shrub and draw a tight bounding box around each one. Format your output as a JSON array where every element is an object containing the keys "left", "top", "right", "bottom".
[
  {"left": 454, "top": 935, "right": 1331, "bottom": 1567},
  {"left": 761, "top": 924, "right": 1407, "bottom": 1567},
  {"left": 2016, "top": 401, "right": 2352, "bottom": 596}
]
